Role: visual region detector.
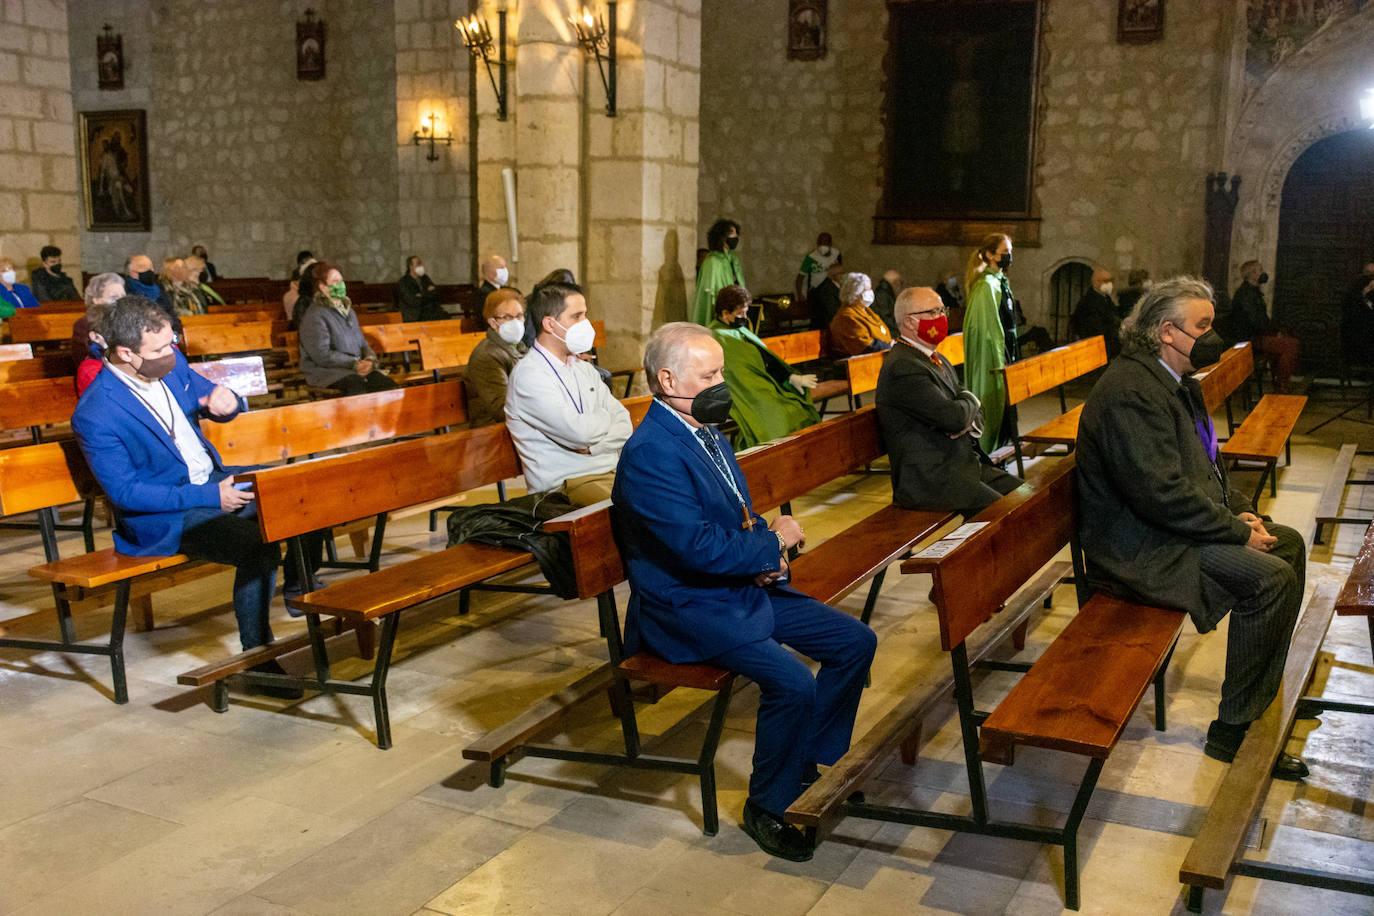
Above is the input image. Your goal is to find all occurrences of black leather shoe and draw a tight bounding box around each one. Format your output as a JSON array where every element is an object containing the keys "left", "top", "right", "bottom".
[
  {"left": 246, "top": 659, "right": 304, "bottom": 700},
  {"left": 742, "top": 799, "right": 813, "bottom": 862},
  {"left": 1202, "top": 719, "right": 1248, "bottom": 763},
  {"left": 1271, "top": 752, "right": 1309, "bottom": 781}
]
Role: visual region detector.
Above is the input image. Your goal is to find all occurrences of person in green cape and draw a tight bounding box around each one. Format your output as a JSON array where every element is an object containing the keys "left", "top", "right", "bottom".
[
  {"left": 692, "top": 218, "right": 745, "bottom": 326},
  {"left": 708, "top": 284, "right": 821, "bottom": 450},
  {"left": 962, "top": 232, "right": 1017, "bottom": 454}
]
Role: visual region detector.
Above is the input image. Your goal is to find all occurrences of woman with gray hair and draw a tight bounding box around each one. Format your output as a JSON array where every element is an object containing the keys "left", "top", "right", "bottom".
[
  {"left": 72, "top": 272, "right": 127, "bottom": 394},
  {"left": 828, "top": 271, "right": 893, "bottom": 356}
]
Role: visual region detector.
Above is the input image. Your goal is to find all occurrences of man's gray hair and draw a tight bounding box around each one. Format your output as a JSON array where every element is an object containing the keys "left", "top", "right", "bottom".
[
  {"left": 644, "top": 322, "right": 715, "bottom": 395},
  {"left": 1120, "top": 275, "right": 1214, "bottom": 358},
  {"left": 839, "top": 271, "right": 871, "bottom": 305},
  {"left": 84, "top": 272, "right": 124, "bottom": 308}
]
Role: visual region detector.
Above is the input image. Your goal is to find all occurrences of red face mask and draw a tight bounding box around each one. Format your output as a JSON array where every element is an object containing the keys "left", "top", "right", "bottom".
[{"left": 917, "top": 314, "right": 948, "bottom": 346}]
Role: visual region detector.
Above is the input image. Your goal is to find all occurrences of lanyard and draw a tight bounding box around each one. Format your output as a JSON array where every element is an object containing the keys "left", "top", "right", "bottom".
[{"left": 532, "top": 344, "right": 584, "bottom": 414}]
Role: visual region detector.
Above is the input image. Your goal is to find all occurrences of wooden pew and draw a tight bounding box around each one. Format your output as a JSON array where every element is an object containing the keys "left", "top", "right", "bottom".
[
  {"left": 0, "top": 376, "right": 79, "bottom": 443},
  {"left": 181, "top": 321, "right": 279, "bottom": 359},
  {"left": 788, "top": 457, "right": 1186, "bottom": 911},
  {"left": 1219, "top": 392, "right": 1308, "bottom": 506},
  {"left": 3, "top": 442, "right": 227, "bottom": 703},
  {"left": 1334, "top": 521, "right": 1374, "bottom": 661},
  {"left": 1195, "top": 341, "right": 1255, "bottom": 433},
  {"left": 0, "top": 353, "right": 76, "bottom": 383},
  {"left": 1178, "top": 585, "right": 1371, "bottom": 911},
  {"left": 1312, "top": 443, "right": 1370, "bottom": 545},
  {"left": 181, "top": 310, "right": 280, "bottom": 327},
  {"left": 414, "top": 329, "right": 486, "bottom": 382},
  {"left": 8, "top": 309, "right": 78, "bottom": 344},
  {"left": 463, "top": 409, "right": 955, "bottom": 833},
  {"left": 0, "top": 343, "right": 33, "bottom": 360},
  {"left": 1000, "top": 336, "right": 1107, "bottom": 473}
]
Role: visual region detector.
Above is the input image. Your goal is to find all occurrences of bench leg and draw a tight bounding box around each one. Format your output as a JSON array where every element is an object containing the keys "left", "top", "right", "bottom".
[
  {"left": 370, "top": 612, "right": 402, "bottom": 751},
  {"left": 36, "top": 505, "right": 60, "bottom": 563},
  {"left": 52, "top": 585, "right": 76, "bottom": 645},
  {"left": 304, "top": 613, "right": 332, "bottom": 686},
  {"left": 900, "top": 721, "right": 924, "bottom": 766},
  {"left": 108, "top": 580, "right": 130, "bottom": 705},
  {"left": 212, "top": 680, "right": 229, "bottom": 713},
  {"left": 81, "top": 497, "right": 96, "bottom": 553},
  {"left": 696, "top": 679, "right": 736, "bottom": 837},
  {"left": 1062, "top": 756, "right": 1105, "bottom": 911},
  {"left": 489, "top": 757, "right": 506, "bottom": 788},
  {"left": 859, "top": 568, "right": 887, "bottom": 627},
  {"left": 367, "top": 513, "right": 389, "bottom": 572},
  {"left": 459, "top": 587, "right": 471, "bottom": 616},
  {"left": 130, "top": 595, "right": 154, "bottom": 633},
  {"left": 1153, "top": 641, "right": 1177, "bottom": 732},
  {"left": 1185, "top": 884, "right": 1204, "bottom": 913}
]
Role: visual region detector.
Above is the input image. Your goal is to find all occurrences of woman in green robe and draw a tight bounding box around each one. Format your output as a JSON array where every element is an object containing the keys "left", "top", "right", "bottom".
[
  {"left": 963, "top": 233, "right": 1017, "bottom": 454},
  {"left": 692, "top": 218, "right": 745, "bottom": 325},
  {"left": 708, "top": 284, "right": 821, "bottom": 450}
]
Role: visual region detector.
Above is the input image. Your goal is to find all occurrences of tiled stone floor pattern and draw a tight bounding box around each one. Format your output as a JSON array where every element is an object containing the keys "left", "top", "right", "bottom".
[{"left": 2, "top": 384, "right": 1372, "bottom": 915}]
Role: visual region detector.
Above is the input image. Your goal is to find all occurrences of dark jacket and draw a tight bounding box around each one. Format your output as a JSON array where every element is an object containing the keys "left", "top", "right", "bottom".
[
  {"left": 1076, "top": 354, "right": 1253, "bottom": 632},
  {"left": 31, "top": 266, "right": 79, "bottom": 301},
  {"left": 808, "top": 279, "right": 841, "bottom": 331},
  {"left": 298, "top": 296, "right": 375, "bottom": 387},
  {"left": 876, "top": 340, "right": 994, "bottom": 514},
  {"left": 1226, "top": 282, "right": 1271, "bottom": 343},
  {"left": 1070, "top": 288, "right": 1121, "bottom": 358},
  {"left": 397, "top": 273, "right": 442, "bottom": 322},
  {"left": 465, "top": 328, "right": 527, "bottom": 426}
]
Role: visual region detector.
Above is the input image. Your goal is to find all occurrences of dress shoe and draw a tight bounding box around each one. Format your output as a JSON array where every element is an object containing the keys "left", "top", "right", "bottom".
[
  {"left": 246, "top": 659, "right": 304, "bottom": 700},
  {"left": 1202, "top": 719, "right": 1248, "bottom": 763},
  {"left": 741, "top": 799, "right": 813, "bottom": 862},
  {"left": 1271, "top": 752, "right": 1309, "bottom": 781}
]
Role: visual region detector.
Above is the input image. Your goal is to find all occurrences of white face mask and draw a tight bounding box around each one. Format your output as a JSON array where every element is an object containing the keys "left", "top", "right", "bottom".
[
  {"left": 553, "top": 317, "right": 596, "bottom": 354},
  {"left": 493, "top": 267, "right": 509, "bottom": 286},
  {"left": 414, "top": 265, "right": 425, "bottom": 276},
  {"left": 1099, "top": 282, "right": 1114, "bottom": 296},
  {"left": 818, "top": 246, "right": 831, "bottom": 257},
  {"left": 0, "top": 270, "right": 14, "bottom": 285},
  {"left": 1141, "top": 279, "right": 1153, "bottom": 291},
  {"left": 497, "top": 317, "right": 525, "bottom": 344},
  {"left": 860, "top": 289, "right": 875, "bottom": 307}
]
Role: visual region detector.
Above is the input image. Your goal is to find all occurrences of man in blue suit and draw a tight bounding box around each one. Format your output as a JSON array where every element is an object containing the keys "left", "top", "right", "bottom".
[
  {"left": 71, "top": 297, "right": 295, "bottom": 681},
  {"left": 613, "top": 322, "right": 876, "bottom": 861}
]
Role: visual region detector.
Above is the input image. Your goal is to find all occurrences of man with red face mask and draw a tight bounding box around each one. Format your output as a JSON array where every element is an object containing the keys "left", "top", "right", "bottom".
[{"left": 875, "top": 287, "right": 1022, "bottom": 515}]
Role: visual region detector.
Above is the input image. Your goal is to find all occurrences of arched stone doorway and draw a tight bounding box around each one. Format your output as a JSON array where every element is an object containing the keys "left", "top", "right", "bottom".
[{"left": 1273, "top": 129, "right": 1374, "bottom": 377}]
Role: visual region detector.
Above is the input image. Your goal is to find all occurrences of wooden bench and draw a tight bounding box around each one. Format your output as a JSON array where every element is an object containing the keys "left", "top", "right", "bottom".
[
  {"left": 1179, "top": 584, "right": 1372, "bottom": 911},
  {"left": 1000, "top": 336, "right": 1107, "bottom": 474},
  {"left": 181, "top": 321, "right": 279, "bottom": 359},
  {"left": 1313, "top": 444, "right": 1371, "bottom": 545},
  {"left": 1334, "top": 521, "right": 1374, "bottom": 661},
  {"left": 462, "top": 408, "right": 954, "bottom": 833},
  {"left": 0, "top": 441, "right": 225, "bottom": 703},
  {"left": 0, "top": 353, "right": 77, "bottom": 383},
  {"left": 0, "top": 342, "right": 33, "bottom": 360},
  {"left": 1195, "top": 341, "right": 1255, "bottom": 435},
  {"left": 7, "top": 310, "right": 79, "bottom": 344},
  {"left": 1219, "top": 393, "right": 1308, "bottom": 506},
  {"left": 0, "top": 376, "right": 79, "bottom": 444},
  {"left": 788, "top": 456, "right": 1185, "bottom": 910}
]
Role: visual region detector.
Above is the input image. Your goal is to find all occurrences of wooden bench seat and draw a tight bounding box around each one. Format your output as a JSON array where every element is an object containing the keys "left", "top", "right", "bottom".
[
  {"left": 1179, "top": 586, "right": 1373, "bottom": 911},
  {"left": 1000, "top": 335, "right": 1106, "bottom": 474},
  {"left": 1313, "top": 443, "right": 1369, "bottom": 546},
  {"left": 1018, "top": 402, "right": 1083, "bottom": 454},
  {"left": 1334, "top": 521, "right": 1374, "bottom": 662},
  {"left": 1219, "top": 393, "right": 1307, "bottom": 505}
]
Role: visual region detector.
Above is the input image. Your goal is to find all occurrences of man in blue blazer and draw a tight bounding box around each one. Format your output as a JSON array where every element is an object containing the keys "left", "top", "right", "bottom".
[
  {"left": 71, "top": 296, "right": 289, "bottom": 662},
  {"left": 613, "top": 322, "right": 876, "bottom": 861}
]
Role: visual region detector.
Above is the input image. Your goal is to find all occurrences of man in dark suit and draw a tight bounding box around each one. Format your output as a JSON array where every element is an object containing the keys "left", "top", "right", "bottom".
[
  {"left": 1075, "top": 276, "right": 1308, "bottom": 779},
  {"left": 877, "top": 287, "right": 1021, "bottom": 516},
  {"left": 1070, "top": 267, "right": 1121, "bottom": 358},
  {"left": 72, "top": 297, "right": 303, "bottom": 696},
  {"left": 613, "top": 322, "right": 876, "bottom": 862},
  {"left": 397, "top": 254, "right": 443, "bottom": 322}
]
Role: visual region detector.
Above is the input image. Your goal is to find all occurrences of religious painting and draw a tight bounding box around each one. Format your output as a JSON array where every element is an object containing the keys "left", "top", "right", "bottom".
[
  {"left": 296, "top": 8, "right": 326, "bottom": 81},
  {"left": 876, "top": 1, "right": 1043, "bottom": 244},
  {"left": 1245, "top": 0, "right": 1369, "bottom": 83},
  {"left": 1117, "top": 0, "right": 1164, "bottom": 44},
  {"left": 97, "top": 24, "right": 124, "bottom": 90},
  {"left": 78, "top": 109, "right": 150, "bottom": 232},
  {"left": 788, "top": 1, "right": 827, "bottom": 61}
]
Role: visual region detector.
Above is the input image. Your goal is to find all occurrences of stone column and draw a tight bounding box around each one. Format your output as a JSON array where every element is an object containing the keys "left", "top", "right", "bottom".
[{"left": 1, "top": 0, "right": 80, "bottom": 281}]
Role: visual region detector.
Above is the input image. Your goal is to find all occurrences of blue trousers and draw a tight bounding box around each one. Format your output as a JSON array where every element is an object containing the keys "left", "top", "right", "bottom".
[{"left": 709, "top": 591, "right": 877, "bottom": 817}]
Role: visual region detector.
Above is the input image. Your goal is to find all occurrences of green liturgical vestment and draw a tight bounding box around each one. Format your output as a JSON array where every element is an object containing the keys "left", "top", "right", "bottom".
[
  {"left": 708, "top": 319, "right": 820, "bottom": 450},
  {"left": 964, "top": 269, "right": 1012, "bottom": 454},
  {"left": 692, "top": 251, "right": 745, "bottom": 326}
]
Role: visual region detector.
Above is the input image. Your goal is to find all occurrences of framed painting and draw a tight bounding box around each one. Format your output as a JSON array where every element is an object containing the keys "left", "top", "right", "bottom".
[
  {"left": 1118, "top": 0, "right": 1164, "bottom": 44},
  {"left": 876, "top": 0, "right": 1043, "bottom": 245},
  {"left": 78, "top": 109, "right": 150, "bottom": 231}
]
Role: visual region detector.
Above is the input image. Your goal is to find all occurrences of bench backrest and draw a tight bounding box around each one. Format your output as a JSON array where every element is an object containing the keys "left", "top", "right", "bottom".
[
  {"left": 622, "top": 395, "right": 654, "bottom": 427},
  {"left": 0, "top": 343, "right": 34, "bottom": 361},
  {"left": 356, "top": 310, "right": 403, "bottom": 327},
  {"left": 417, "top": 330, "right": 486, "bottom": 372},
  {"left": 242, "top": 422, "right": 520, "bottom": 543},
  {"left": 845, "top": 351, "right": 886, "bottom": 398},
  {"left": 8, "top": 310, "right": 76, "bottom": 343},
  {"left": 1002, "top": 336, "right": 1107, "bottom": 405},
  {"left": 182, "top": 321, "right": 278, "bottom": 358},
  {"left": 904, "top": 457, "right": 1077, "bottom": 651},
  {"left": 763, "top": 330, "right": 825, "bottom": 365},
  {"left": 0, "top": 376, "right": 79, "bottom": 430},
  {"left": 202, "top": 379, "right": 467, "bottom": 466},
  {"left": 189, "top": 356, "right": 268, "bottom": 397},
  {"left": 181, "top": 310, "right": 280, "bottom": 327},
  {"left": 1195, "top": 341, "right": 1253, "bottom": 414},
  {"left": 938, "top": 332, "right": 965, "bottom": 367},
  {"left": 0, "top": 441, "right": 84, "bottom": 516},
  {"left": 364, "top": 319, "right": 461, "bottom": 354},
  {"left": 0, "top": 353, "right": 76, "bottom": 383},
  {"left": 549, "top": 408, "right": 886, "bottom": 599}
]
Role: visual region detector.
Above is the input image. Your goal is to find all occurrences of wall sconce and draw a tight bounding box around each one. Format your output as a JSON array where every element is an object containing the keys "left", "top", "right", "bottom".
[
  {"left": 571, "top": 3, "right": 617, "bottom": 117},
  {"left": 1361, "top": 88, "right": 1374, "bottom": 127},
  {"left": 412, "top": 112, "right": 452, "bottom": 162},
  {"left": 457, "top": 11, "right": 508, "bottom": 122}
]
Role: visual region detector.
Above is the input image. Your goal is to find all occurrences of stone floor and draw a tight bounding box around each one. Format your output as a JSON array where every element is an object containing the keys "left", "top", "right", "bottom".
[{"left": 2, "top": 382, "right": 1373, "bottom": 916}]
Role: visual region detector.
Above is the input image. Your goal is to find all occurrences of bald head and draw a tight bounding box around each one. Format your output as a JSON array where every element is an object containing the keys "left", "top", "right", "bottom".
[
  {"left": 1091, "top": 268, "right": 1113, "bottom": 291},
  {"left": 127, "top": 254, "right": 153, "bottom": 276},
  {"left": 480, "top": 253, "right": 507, "bottom": 284},
  {"left": 894, "top": 286, "right": 943, "bottom": 326}
]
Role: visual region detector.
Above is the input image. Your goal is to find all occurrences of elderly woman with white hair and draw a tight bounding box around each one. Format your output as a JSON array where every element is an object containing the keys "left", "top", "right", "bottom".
[
  {"left": 71, "top": 272, "right": 127, "bottom": 394},
  {"left": 828, "top": 271, "right": 893, "bottom": 356}
]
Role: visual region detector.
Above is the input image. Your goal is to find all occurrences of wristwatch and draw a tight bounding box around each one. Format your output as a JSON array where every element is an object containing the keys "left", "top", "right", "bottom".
[{"left": 775, "top": 531, "right": 787, "bottom": 555}]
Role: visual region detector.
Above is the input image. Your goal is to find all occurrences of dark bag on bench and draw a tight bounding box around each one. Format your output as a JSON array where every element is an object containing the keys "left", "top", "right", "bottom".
[{"left": 445, "top": 491, "right": 580, "bottom": 599}]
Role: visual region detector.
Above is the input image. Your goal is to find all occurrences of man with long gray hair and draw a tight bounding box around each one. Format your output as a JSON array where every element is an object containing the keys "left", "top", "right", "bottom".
[{"left": 1076, "top": 276, "right": 1308, "bottom": 780}]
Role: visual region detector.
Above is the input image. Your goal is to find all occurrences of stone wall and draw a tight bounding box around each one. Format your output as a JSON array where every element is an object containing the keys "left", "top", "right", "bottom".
[
  {"left": 698, "top": 0, "right": 1243, "bottom": 329},
  {"left": 1, "top": 0, "right": 80, "bottom": 284},
  {"left": 68, "top": 0, "right": 404, "bottom": 282}
]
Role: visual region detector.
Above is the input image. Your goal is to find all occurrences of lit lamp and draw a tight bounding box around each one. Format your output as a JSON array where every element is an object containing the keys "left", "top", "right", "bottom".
[
  {"left": 412, "top": 112, "right": 452, "bottom": 162},
  {"left": 1361, "top": 88, "right": 1374, "bottom": 127},
  {"left": 457, "top": 12, "right": 507, "bottom": 121},
  {"left": 571, "top": 4, "right": 617, "bottom": 117}
]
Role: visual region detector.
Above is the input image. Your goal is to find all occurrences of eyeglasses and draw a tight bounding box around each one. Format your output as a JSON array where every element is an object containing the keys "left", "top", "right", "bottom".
[{"left": 909, "top": 306, "right": 948, "bottom": 319}]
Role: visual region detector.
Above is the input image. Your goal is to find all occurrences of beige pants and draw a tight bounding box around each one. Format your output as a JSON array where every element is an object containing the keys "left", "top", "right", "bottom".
[{"left": 560, "top": 470, "right": 616, "bottom": 507}]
